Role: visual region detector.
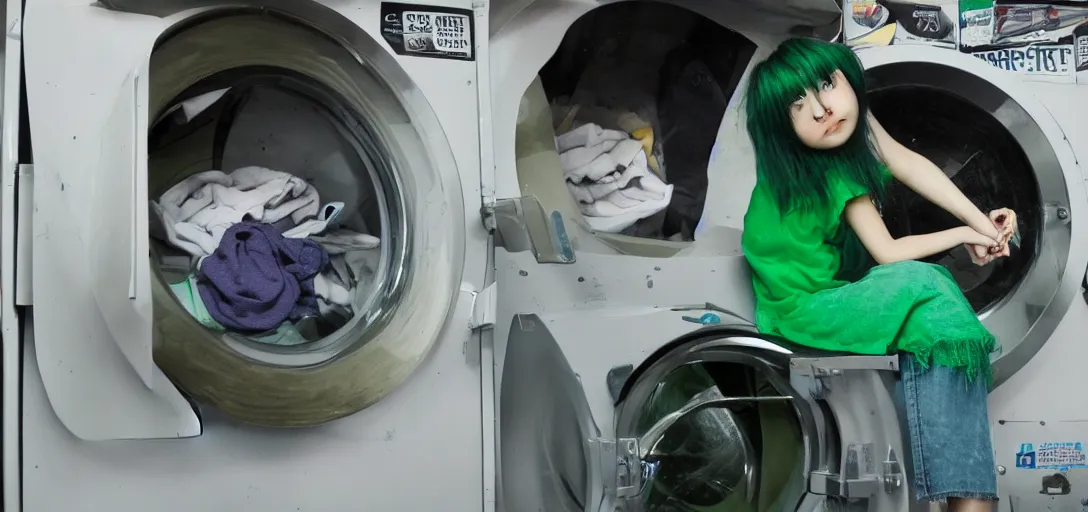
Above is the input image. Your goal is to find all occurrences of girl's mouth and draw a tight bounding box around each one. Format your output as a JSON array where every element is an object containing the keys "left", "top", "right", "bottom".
[{"left": 825, "top": 118, "right": 845, "bottom": 136}]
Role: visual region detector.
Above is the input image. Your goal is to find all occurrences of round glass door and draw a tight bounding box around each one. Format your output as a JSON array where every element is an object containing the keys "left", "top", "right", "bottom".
[{"left": 614, "top": 342, "right": 813, "bottom": 512}]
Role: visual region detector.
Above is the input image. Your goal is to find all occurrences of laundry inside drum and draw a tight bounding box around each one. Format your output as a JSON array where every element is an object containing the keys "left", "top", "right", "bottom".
[
  {"left": 628, "top": 361, "right": 806, "bottom": 510},
  {"left": 518, "top": 2, "right": 757, "bottom": 243},
  {"left": 869, "top": 85, "right": 1040, "bottom": 313},
  {"left": 148, "top": 68, "right": 391, "bottom": 348}
]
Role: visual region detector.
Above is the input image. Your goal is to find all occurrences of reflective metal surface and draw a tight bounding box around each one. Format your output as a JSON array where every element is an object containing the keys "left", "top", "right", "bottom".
[
  {"left": 500, "top": 314, "right": 817, "bottom": 512},
  {"left": 636, "top": 385, "right": 792, "bottom": 506},
  {"left": 859, "top": 52, "right": 1082, "bottom": 387},
  {"left": 499, "top": 314, "right": 606, "bottom": 512},
  {"left": 614, "top": 328, "right": 814, "bottom": 511}
]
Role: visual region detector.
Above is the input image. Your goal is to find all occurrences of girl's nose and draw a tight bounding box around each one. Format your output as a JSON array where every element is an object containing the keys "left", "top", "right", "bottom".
[{"left": 807, "top": 95, "right": 829, "bottom": 121}]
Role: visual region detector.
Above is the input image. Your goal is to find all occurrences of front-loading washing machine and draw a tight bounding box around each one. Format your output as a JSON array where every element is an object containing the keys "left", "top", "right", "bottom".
[
  {"left": 3, "top": 0, "right": 491, "bottom": 510},
  {"left": 484, "top": 0, "right": 1088, "bottom": 510}
]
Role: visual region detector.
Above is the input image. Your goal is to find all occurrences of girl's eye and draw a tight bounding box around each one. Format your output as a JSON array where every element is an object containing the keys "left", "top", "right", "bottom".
[
  {"left": 820, "top": 80, "right": 834, "bottom": 91},
  {"left": 791, "top": 100, "right": 804, "bottom": 111}
]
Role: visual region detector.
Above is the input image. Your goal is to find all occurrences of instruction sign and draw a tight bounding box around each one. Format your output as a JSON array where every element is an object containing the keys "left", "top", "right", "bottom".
[
  {"left": 971, "top": 44, "right": 1076, "bottom": 83},
  {"left": 380, "top": 2, "right": 475, "bottom": 61},
  {"left": 1016, "top": 442, "right": 1088, "bottom": 471}
]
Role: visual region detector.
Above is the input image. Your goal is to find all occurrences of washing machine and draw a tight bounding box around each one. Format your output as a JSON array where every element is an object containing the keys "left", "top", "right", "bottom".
[
  {"left": 485, "top": 0, "right": 1088, "bottom": 510},
  {"left": 3, "top": 0, "right": 491, "bottom": 509}
]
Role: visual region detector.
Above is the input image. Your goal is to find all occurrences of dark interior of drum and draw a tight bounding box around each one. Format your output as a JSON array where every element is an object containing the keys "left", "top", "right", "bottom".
[
  {"left": 536, "top": 2, "right": 756, "bottom": 241},
  {"left": 869, "top": 85, "right": 1040, "bottom": 312}
]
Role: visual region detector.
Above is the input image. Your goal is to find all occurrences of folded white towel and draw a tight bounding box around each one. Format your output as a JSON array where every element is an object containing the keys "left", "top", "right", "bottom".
[
  {"left": 561, "top": 138, "right": 645, "bottom": 183},
  {"left": 566, "top": 151, "right": 658, "bottom": 204},
  {"left": 580, "top": 172, "right": 671, "bottom": 216},
  {"left": 312, "top": 229, "right": 382, "bottom": 311},
  {"left": 582, "top": 183, "right": 675, "bottom": 233},
  {"left": 555, "top": 123, "right": 629, "bottom": 153},
  {"left": 151, "top": 166, "right": 320, "bottom": 259},
  {"left": 556, "top": 122, "right": 673, "bottom": 233}
]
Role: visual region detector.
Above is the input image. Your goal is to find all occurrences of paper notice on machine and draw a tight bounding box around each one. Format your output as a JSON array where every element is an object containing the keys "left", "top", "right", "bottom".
[
  {"left": 960, "top": 1, "right": 1088, "bottom": 84},
  {"left": 843, "top": 0, "right": 958, "bottom": 49}
]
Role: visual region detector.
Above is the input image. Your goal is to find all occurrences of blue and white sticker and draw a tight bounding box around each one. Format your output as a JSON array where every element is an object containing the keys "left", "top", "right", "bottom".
[
  {"left": 971, "top": 44, "right": 1077, "bottom": 83},
  {"left": 1016, "top": 442, "right": 1088, "bottom": 471}
]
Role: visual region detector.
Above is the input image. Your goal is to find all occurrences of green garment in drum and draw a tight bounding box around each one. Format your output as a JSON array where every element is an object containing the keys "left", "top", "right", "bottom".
[{"left": 741, "top": 173, "right": 996, "bottom": 382}]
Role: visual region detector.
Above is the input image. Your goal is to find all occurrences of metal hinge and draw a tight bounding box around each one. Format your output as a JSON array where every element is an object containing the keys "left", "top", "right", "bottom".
[
  {"left": 469, "top": 281, "right": 496, "bottom": 331},
  {"left": 480, "top": 203, "right": 496, "bottom": 233},
  {"left": 589, "top": 436, "right": 646, "bottom": 504},
  {"left": 615, "top": 437, "right": 646, "bottom": 499},
  {"left": 810, "top": 445, "right": 902, "bottom": 498},
  {"left": 789, "top": 355, "right": 900, "bottom": 400}
]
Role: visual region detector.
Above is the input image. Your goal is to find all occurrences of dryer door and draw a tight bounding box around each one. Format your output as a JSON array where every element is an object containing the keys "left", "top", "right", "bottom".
[
  {"left": 499, "top": 313, "right": 831, "bottom": 512},
  {"left": 88, "top": 69, "right": 155, "bottom": 387},
  {"left": 23, "top": 4, "right": 201, "bottom": 441}
]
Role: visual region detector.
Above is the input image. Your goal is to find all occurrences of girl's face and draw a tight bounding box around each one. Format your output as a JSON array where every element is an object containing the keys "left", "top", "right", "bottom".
[{"left": 789, "top": 69, "right": 859, "bottom": 150}]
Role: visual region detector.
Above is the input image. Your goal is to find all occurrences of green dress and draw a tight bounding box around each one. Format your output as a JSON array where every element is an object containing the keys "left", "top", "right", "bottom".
[{"left": 741, "top": 173, "right": 996, "bottom": 381}]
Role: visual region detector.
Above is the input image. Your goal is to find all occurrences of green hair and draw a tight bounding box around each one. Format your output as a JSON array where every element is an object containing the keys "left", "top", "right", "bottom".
[{"left": 745, "top": 37, "right": 887, "bottom": 214}]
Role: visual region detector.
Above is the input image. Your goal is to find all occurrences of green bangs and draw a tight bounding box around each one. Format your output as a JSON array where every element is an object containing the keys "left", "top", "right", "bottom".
[{"left": 744, "top": 37, "right": 887, "bottom": 215}]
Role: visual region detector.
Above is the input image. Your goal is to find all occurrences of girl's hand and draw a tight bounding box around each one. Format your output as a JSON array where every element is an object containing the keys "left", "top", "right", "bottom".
[
  {"left": 961, "top": 227, "right": 1000, "bottom": 266},
  {"left": 964, "top": 243, "right": 995, "bottom": 266},
  {"left": 987, "top": 208, "right": 1017, "bottom": 256},
  {"left": 961, "top": 226, "right": 1000, "bottom": 249}
]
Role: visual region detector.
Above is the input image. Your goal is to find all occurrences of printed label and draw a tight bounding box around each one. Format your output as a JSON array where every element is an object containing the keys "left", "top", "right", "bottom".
[
  {"left": 971, "top": 44, "right": 1076, "bottom": 81},
  {"left": 912, "top": 8, "right": 944, "bottom": 35},
  {"left": 1077, "top": 35, "right": 1088, "bottom": 71},
  {"left": 380, "top": 2, "right": 474, "bottom": 61},
  {"left": 961, "top": 8, "right": 996, "bottom": 48},
  {"left": 1015, "top": 442, "right": 1088, "bottom": 471},
  {"left": 889, "top": 0, "right": 958, "bottom": 48}
]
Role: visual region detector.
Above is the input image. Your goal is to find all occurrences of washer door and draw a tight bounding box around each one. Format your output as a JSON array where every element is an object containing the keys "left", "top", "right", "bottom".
[
  {"left": 499, "top": 314, "right": 826, "bottom": 512},
  {"left": 856, "top": 46, "right": 1088, "bottom": 386},
  {"left": 24, "top": 1, "right": 466, "bottom": 438}
]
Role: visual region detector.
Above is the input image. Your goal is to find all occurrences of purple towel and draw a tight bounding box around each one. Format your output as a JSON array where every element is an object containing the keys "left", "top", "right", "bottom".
[{"left": 197, "top": 221, "right": 329, "bottom": 332}]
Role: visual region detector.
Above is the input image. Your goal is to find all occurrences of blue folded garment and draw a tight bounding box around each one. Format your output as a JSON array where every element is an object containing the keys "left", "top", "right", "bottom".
[{"left": 197, "top": 220, "right": 328, "bottom": 332}]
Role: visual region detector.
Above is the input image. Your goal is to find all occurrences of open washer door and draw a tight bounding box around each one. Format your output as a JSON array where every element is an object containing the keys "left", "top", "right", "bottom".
[
  {"left": 23, "top": 0, "right": 466, "bottom": 439},
  {"left": 498, "top": 307, "right": 912, "bottom": 511},
  {"left": 499, "top": 312, "right": 819, "bottom": 512}
]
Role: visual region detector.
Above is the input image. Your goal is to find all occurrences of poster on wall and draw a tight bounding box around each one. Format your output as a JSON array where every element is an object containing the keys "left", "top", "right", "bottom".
[
  {"left": 960, "top": 0, "right": 997, "bottom": 47},
  {"left": 844, "top": 0, "right": 959, "bottom": 49},
  {"left": 958, "top": 0, "right": 1088, "bottom": 83},
  {"left": 992, "top": 2, "right": 1088, "bottom": 46},
  {"left": 969, "top": 43, "right": 1078, "bottom": 83}
]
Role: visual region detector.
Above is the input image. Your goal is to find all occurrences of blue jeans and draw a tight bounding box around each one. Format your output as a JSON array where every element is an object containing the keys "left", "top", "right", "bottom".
[{"left": 895, "top": 353, "right": 999, "bottom": 503}]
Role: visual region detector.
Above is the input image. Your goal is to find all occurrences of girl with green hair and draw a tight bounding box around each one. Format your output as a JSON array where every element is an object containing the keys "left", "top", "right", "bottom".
[{"left": 741, "top": 37, "right": 1015, "bottom": 511}]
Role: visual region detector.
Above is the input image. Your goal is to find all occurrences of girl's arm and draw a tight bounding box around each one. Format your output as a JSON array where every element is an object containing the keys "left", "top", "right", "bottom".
[
  {"left": 845, "top": 195, "right": 998, "bottom": 264},
  {"left": 867, "top": 112, "right": 1001, "bottom": 241}
]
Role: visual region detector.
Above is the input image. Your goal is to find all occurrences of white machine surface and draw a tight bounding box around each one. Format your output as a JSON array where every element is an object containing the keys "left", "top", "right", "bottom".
[
  {"left": 487, "top": 0, "right": 1088, "bottom": 510},
  {"left": 4, "top": 0, "right": 490, "bottom": 510},
  {"left": 4, "top": 0, "right": 1088, "bottom": 510}
]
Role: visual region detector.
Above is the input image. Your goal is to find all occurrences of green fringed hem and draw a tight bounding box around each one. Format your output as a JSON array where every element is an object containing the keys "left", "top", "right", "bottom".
[{"left": 900, "top": 334, "right": 998, "bottom": 386}]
